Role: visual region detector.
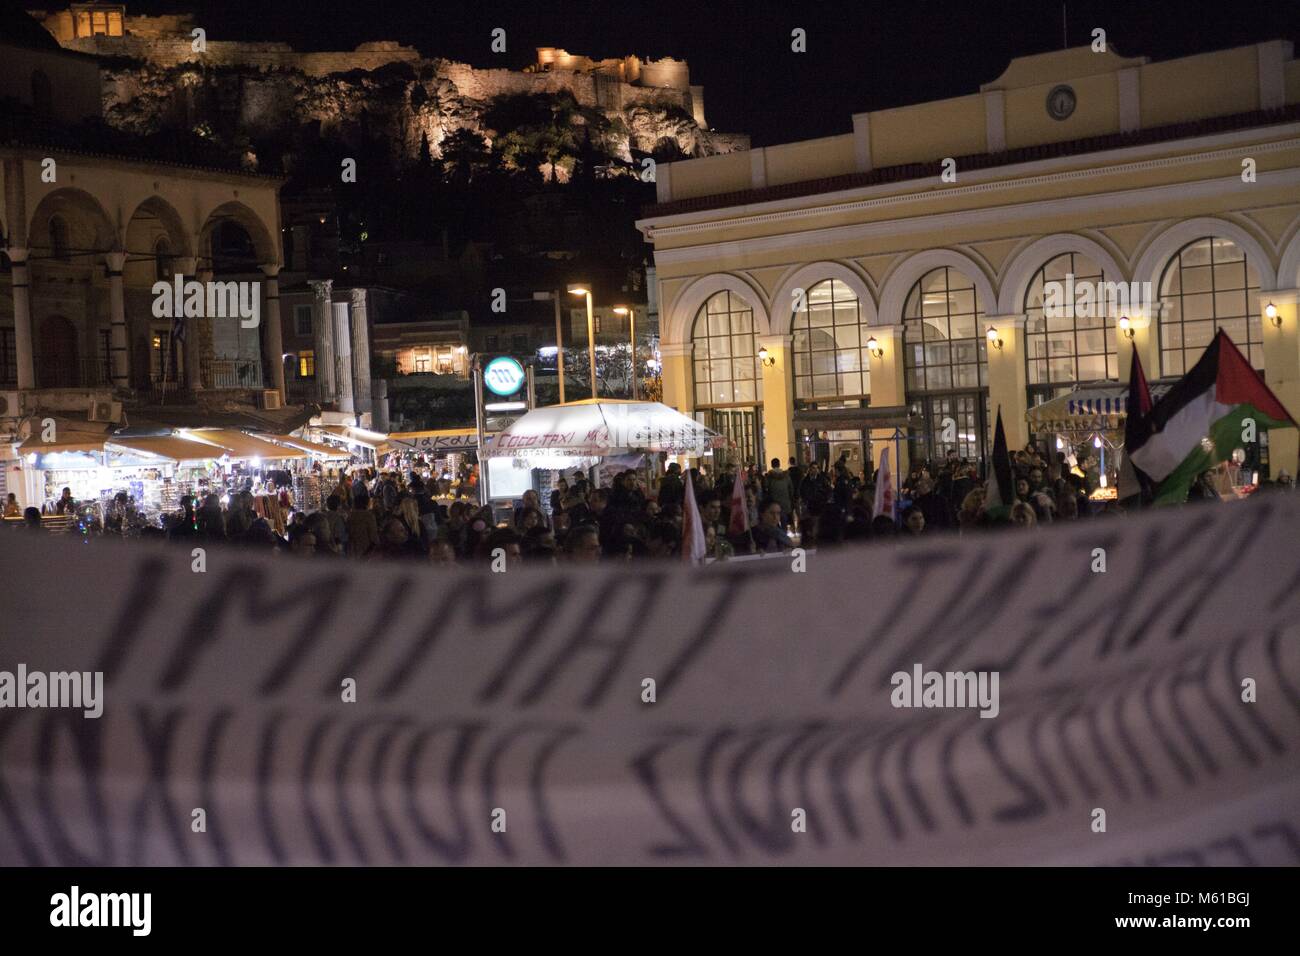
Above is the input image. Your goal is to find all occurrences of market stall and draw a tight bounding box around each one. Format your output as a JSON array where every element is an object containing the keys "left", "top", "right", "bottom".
[
  {"left": 307, "top": 423, "right": 389, "bottom": 463},
  {"left": 1027, "top": 382, "right": 1174, "bottom": 499},
  {"left": 385, "top": 427, "right": 485, "bottom": 499},
  {"left": 485, "top": 399, "right": 725, "bottom": 507}
]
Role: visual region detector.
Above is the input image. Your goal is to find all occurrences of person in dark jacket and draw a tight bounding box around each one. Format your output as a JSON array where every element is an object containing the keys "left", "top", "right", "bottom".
[
  {"left": 657, "top": 462, "right": 685, "bottom": 509},
  {"left": 799, "top": 464, "right": 832, "bottom": 515},
  {"left": 911, "top": 476, "right": 955, "bottom": 532},
  {"left": 763, "top": 458, "right": 795, "bottom": 525}
]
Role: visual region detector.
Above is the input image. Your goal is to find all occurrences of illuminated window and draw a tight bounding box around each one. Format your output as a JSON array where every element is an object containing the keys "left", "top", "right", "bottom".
[
  {"left": 107, "top": 11, "right": 123, "bottom": 36},
  {"left": 692, "top": 290, "right": 762, "bottom": 407},
  {"left": 414, "top": 350, "right": 432, "bottom": 373},
  {"left": 92, "top": 11, "right": 107, "bottom": 35},
  {"left": 1024, "top": 252, "right": 1118, "bottom": 404},
  {"left": 791, "top": 279, "right": 870, "bottom": 400},
  {"left": 299, "top": 350, "right": 315, "bottom": 378},
  {"left": 1159, "top": 237, "right": 1262, "bottom": 374},
  {"left": 903, "top": 267, "right": 987, "bottom": 392},
  {"left": 75, "top": 11, "right": 91, "bottom": 37}
]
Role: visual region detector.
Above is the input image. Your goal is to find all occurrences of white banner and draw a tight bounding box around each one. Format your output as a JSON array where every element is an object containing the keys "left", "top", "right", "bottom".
[{"left": 0, "top": 494, "right": 1297, "bottom": 865}]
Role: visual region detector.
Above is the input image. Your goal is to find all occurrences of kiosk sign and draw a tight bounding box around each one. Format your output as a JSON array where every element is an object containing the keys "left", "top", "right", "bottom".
[{"left": 483, "top": 356, "right": 526, "bottom": 397}]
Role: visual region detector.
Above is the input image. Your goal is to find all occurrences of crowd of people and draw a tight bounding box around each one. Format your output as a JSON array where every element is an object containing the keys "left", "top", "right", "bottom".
[{"left": 5, "top": 438, "right": 1293, "bottom": 566}]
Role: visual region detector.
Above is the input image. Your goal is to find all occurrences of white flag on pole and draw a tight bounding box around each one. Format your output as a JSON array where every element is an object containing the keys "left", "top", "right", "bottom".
[{"left": 872, "top": 447, "right": 894, "bottom": 521}]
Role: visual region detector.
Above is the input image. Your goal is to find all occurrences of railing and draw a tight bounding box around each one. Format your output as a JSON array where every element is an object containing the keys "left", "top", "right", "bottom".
[
  {"left": 285, "top": 378, "right": 322, "bottom": 405},
  {"left": 35, "top": 357, "right": 112, "bottom": 389},
  {"left": 142, "top": 377, "right": 193, "bottom": 404},
  {"left": 201, "top": 358, "right": 264, "bottom": 389}
]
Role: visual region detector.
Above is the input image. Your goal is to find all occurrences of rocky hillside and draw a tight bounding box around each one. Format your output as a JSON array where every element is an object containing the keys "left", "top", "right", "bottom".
[{"left": 97, "top": 57, "right": 747, "bottom": 177}]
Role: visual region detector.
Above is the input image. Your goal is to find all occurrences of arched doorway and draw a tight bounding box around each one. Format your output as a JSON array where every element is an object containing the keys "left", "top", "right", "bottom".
[{"left": 38, "top": 316, "right": 79, "bottom": 387}]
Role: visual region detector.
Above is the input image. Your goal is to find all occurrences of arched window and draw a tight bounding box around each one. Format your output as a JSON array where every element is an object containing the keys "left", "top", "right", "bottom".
[
  {"left": 1159, "top": 237, "right": 1262, "bottom": 374},
  {"left": 791, "top": 279, "right": 869, "bottom": 400},
  {"left": 903, "top": 267, "right": 986, "bottom": 391},
  {"left": 1024, "top": 252, "right": 1118, "bottom": 405},
  {"left": 31, "top": 70, "right": 53, "bottom": 118},
  {"left": 48, "top": 215, "right": 71, "bottom": 263},
  {"left": 154, "top": 237, "right": 174, "bottom": 281},
  {"left": 903, "top": 267, "right": 988, "bottom": 465},
  {"left": 691, "top": 290, "right": 761, "bottom": 407}
]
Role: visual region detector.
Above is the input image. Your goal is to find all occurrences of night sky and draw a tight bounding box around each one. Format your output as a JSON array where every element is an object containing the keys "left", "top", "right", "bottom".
[{"left": 83, "top": 1, "right": 1300, "bottom": 145}]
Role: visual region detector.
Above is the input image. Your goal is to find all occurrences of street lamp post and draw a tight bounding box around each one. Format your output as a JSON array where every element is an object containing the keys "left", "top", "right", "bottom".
[
  {"left": 614, "top": 305, "right": 635, "bottom": 400},
  {"left": 554, "top": 290, "right": 566, "bottom": 404},
  {"left": 568, "top": 283, "right": 597, "bottom": 400}
]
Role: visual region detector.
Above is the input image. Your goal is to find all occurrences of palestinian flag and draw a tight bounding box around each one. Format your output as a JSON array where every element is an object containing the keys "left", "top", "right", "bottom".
[
  {"left": 1117, "top": 348, "right": 1154, "bottom": 504},
  {"left": 1128, "top": 330, "right": 1296, "bottom": 504},
  {"left": 983, "top": 406, "right": 1016, "bottom": 515}
]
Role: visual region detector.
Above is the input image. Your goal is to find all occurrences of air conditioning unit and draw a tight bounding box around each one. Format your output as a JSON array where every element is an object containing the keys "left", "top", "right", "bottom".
[
  {"left": 87, "top": 399, "right": 123, "bottom": 423},
  {"left": 258, "top": 389, "right": 282, "bottom": 411},
  {"left": 0, "top": 391, "right": 22, "bottom": 418}
]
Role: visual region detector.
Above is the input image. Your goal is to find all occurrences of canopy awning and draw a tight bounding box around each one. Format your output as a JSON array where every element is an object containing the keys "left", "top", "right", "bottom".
[
  {"left": 15, "top": 417, "right": 111, "bottom": 455},
  {"left": 106, "top": 434, "right": 227, "bottom": 464},
  {"left": 1026, "top": 382, "right": 1175, "bottom": 432},
  {"left": 387, "top": 427, "right": 480, "bottom": 452},
  {"left": 183, "top": 429, "right": 308, "bottom": 460},
  {"left": 266, "top": 434, "right": 353, "bottom": 459},
  {"left": 17, "top": 436, "right": 106, "bottom": 455},
  {"left": 486, "top": 400, "right": 724, "bottom": 458},
  {"left": 792, "top": 405, "right": 925, "bottom": 432},
  {"left": 313, "top": 424, "right": 387, "bottom": 451}
]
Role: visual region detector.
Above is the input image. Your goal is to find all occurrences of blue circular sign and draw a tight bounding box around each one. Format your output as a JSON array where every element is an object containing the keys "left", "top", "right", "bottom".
[{"left": 483, "top": 356, "right": 526, "bottom": 396}]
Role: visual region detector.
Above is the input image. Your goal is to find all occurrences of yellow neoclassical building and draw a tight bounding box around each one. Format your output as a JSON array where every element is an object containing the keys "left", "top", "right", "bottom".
[{"left": 637, "top": 41, "right": 1300, "bottom": 481}]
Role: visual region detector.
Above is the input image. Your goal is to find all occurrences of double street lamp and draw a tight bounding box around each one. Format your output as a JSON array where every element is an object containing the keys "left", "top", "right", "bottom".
[{"left": 566, "top": 284, "right": 638, "bottom": 401}]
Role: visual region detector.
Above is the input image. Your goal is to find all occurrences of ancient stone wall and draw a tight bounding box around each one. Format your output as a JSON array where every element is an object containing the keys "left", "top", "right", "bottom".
[{"left": 29, "top": 7, "right": 749, "bottom": 161}]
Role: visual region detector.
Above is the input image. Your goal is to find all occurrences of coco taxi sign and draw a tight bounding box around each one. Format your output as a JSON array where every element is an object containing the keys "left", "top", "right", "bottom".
[{"left": 483, "top": 356, "right": 526, "bottom": 397}]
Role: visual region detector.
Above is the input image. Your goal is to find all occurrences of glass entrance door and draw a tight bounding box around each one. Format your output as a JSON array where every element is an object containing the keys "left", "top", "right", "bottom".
[
  {"left": 910, "top": 392, "right": 987, "bottom": 469},
  {"left": 703, "top": 407, "right": 763, "bottom": 470}
]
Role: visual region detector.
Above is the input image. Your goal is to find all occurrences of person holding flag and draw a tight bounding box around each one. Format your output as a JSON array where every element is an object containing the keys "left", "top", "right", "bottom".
[{"left": 1128, "top": 330, "right": 1296, "bottom": 504}]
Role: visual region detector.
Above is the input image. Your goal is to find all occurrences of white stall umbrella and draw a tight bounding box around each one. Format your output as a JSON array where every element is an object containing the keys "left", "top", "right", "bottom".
[{"left": 486, "top": 399, "right": 725, "bottom": 459}]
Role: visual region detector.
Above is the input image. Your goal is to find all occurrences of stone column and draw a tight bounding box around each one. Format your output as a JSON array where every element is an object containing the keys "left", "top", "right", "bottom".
[
  {"left": 866, "top": 323, "right": 909, "bottom": 477},
  {"left": 260, "top": 263, "right": 286, "bottom": 401},
  {"left": 195, "top": 267, "right": 214, "bottom": 389},
  {"left": 371, "top": 379, "right": 389, "bottom": 432},
  {"left": 309, "top": 279, "right": 336, "bottom": 399},
  {"left": 173, "top": 257, "right": 197, "bottom": 389},
  {"left": 756, "top": 333, "right": 794, "bottom": 467},
  {"left": 332, "top": 301, "right": 354, "bottom": 415},
  {"left": 104, "top": 251, "right": 129, "bottom": 389},
  {"left": 349, "top": 287, "right": 372, "bottom": 415},
  {"left": 984, "top": 314, "right": 1029, "bottom": 449},
  {"left": 7, "top": 248, "right": 35, "bottom": 390}
]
